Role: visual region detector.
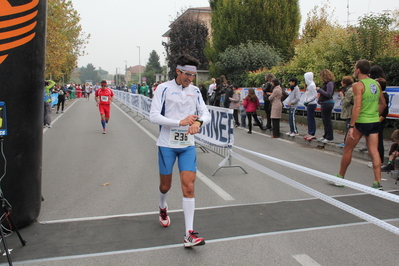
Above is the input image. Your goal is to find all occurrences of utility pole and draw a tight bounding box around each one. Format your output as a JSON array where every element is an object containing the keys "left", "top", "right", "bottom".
[{"left": 137, "top": 46, "right": 141, "bottom": 84}]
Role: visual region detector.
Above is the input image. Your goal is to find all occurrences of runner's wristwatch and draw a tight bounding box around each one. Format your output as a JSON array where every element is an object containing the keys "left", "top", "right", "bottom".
[
  {"left": 349, "top": 125, "right": 354, "bottom": 129},
  {"left": 195, "top": 118, "right": 203, "bottom": 127}
]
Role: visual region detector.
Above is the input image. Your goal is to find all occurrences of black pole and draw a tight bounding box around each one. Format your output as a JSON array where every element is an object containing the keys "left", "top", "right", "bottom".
[{"left": 0, "top": 0, "right": 47, "bottom": 227}]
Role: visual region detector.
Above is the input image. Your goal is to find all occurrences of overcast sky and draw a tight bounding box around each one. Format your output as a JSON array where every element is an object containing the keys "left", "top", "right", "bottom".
[{"left": 71, "top": 0, "right": 396, "bottom": 75}]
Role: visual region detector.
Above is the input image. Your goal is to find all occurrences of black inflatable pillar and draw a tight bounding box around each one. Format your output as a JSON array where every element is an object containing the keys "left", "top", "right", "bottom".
[{"left": 0, "top": 0, "right": 47, "bottom": 227}]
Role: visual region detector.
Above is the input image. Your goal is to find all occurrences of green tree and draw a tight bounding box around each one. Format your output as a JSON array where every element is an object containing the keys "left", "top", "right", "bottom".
[
  {"left": 301, "top": 1, "right": 335, "bottom": 43},
  {"left": 374, "top": 57, "right": 399, "bottom": 86},
  {"left": 163, "top": 12, "right": 209, "bottom": 79},
  {"left": 209, "top": 0, "right": 300, "bottom": 59},
  {"left": 46, "top": 0, "right": 90, "bottom": 81},
  {"left": 289, "top": 25, "right": 352, "bottom": 84},
  {"left": 97, "top": 68, "right": 109, "bottom": 80},
  {"left": 215, "top": 41, "right": 283, "bottom": 86},
  {"left": 142, "top": 70, "right": 156, "bottom": 84},
  {"left": 348, "top": 12, "right": 395, "bottom": 62},
  {"left": 78, "top": 63, "right": 101, "bottom": 84},
  {"left": 145, "top": 50, "right": 162, "bottom": 73}
]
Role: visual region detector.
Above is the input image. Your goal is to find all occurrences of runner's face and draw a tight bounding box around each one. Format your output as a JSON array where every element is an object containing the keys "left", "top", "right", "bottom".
[{"left": 176, "top": 69, "right": 196, "bottom": 87}]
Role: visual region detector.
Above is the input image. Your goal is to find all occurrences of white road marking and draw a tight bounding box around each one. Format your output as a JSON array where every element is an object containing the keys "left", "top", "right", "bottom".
[
  {"left": 293, "top": 254, "right": 321, "bottom": 266},
  {"left": 16, "top": 218, "right": 399, "bottom": 265},
  {"left": 197, "top": 170, "right": 235, "bottom": 201},
  {"left": 113, "top": 103, "right": 235, "bottom": 201}
]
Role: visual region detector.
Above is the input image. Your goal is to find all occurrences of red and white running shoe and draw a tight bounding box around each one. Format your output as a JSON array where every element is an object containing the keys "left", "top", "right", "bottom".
[
  {"left": 184, "top": 230, "right": 205, "bottom": 247},
  {"left": 159, "top": 206, "right": 170, "bottom": 227}
]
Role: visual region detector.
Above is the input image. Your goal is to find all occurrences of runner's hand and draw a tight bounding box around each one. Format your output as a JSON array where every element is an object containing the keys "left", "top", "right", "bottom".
[
  {"left": 179, "top": 115, "right": 199, "bottom": 126},
  {"left": 348, "top": 128, "right": 354, "bottom": 140},
  {"left": 186, "top": 121, "right": 201, "bottom": 135}
]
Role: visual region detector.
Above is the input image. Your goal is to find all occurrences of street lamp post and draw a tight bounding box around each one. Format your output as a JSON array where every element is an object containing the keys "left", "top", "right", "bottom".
[
  {"left": 118, "top": 68, "right": 121, "bottom": 86},
  {"left": 124, "top": 60, "right": 128, "bottom": 84},
  {"left": 137, "top": 46, "right": 141, "bottom": 84}
]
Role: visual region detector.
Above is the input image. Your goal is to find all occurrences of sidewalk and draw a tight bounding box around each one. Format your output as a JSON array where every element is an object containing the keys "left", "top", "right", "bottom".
[{"left": 248, "top": 117, "right": 394, "bottom": 164}]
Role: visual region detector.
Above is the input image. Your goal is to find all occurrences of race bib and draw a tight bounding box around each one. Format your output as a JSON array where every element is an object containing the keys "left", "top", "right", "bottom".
[
  {"left": 101, "top": 96, "right": 109, "bottom": 102},
  {"left": 169, "top": 128, "right": 193, "bottom": 146}
]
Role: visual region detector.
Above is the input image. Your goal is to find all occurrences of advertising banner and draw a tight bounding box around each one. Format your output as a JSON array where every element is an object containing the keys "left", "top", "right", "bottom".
[{"left": 0, "top": 0, "right": 47, "bottom": 227}]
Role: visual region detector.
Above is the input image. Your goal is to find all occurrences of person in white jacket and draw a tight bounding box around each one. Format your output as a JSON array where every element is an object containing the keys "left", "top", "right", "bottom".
[
  {"left": 303, "top": 72, "right": 318, "bottom": 141},
  {"left": 150, "top": 54, "right": 210, "bottom": 248},
  {"left": 286, "top": 77, "right": 301, "bottom": 136}
]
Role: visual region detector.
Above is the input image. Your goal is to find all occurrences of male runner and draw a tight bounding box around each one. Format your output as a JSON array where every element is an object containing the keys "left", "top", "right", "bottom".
[
  {"left": 335, "top": 59, "right": 386, "bottom": 189},
  {"left": 95, "top": 80, "right": 114, "bottom": 134},
  {"left": 150, "top": 54, "right": 211, "bottom": 247}
]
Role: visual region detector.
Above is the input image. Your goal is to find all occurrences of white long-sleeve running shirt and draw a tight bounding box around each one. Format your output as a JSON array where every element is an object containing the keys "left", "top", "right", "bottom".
[{"left": 150, "top": 79, "right": 211, "bottom": 148}]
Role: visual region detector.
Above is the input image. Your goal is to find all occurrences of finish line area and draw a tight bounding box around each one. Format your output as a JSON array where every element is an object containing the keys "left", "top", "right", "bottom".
[
  {"left": 5, "top": 192, "right": 399, "bottom": 264},
  {"left": 2, "top": 97, "right": 399, "bottom": 265}
]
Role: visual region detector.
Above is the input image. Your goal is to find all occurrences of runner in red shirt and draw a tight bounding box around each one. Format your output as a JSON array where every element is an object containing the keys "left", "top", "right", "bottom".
[{"left": 95, "top": 80, "right": 114, "bottom": 134}]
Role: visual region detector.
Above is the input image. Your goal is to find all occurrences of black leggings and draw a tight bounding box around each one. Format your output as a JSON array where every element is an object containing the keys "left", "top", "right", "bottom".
[
  {"left": 233, "top": 109, "right": 240, "bottom": 127},
  {"left": 272, "top": 119, "right": 280, "bottom": 137},
  {"left": 57, "top": 97, "right": 65, "bottom": 111},
  {"left": 246, "top": 112, "right": 262, "bottom": 132}
]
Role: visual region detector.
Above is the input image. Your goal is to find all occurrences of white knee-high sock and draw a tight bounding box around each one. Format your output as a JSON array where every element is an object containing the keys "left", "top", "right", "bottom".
[
  {"left": 183, "top": 197, "right": 195, "bottom": 236},
  {"left": 159, "top": 188, "right": 168, "bottom": 209}
]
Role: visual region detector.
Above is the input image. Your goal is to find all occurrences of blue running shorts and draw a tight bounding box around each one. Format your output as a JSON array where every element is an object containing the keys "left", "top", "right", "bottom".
[{"left": 158, "top": 146, "right": 197, "bottom": 175}]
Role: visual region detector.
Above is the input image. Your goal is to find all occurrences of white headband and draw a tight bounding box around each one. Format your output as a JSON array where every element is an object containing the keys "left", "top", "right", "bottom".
[{"left": 176, "top": 65, "right": 197, "bottom": 72}]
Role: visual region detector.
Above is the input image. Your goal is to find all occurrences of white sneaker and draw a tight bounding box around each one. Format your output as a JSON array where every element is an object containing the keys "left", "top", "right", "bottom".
[
  {"left": 285, "top": 132, "right": 292, "bottom": 135},
  {"left": 322, "top": 139, "right": 332, "bottom": 143},
  {"left": 290, "top": 133, "right": 299, "bottom": 136},
  {"left": 317, "top": 137, "right": 325, "bottom": 141},
  {"left": 367, "top": 162, "right": 373, "bottom": 168}
]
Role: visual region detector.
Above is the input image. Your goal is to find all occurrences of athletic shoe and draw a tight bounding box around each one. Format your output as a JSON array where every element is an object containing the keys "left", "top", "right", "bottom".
[
  {"left": 247, "top": 131, "right": 252, "bottom": 134},
  {"left": 184, "top": 230, "right": 205, "bottom": 247},
  {"left": 290, "top": 133, "right": 299, "bottom": 136},
  {"left": 159, "top": 206, "right": 170, "bottom": 227},
  {"left": 61, "top": 111, "right": 64, "bottom": 113},
  {"left": 56, "top": 111, "right": 59, "bottom": 114},
  {"left": 322, "top": 139, "right": 333, "bottom": 144},
  {"left": 338, "top": 143, "right": 345, "bottom": 147},
  {"left": 103, "top": 129, "right": 106, "bottom": 134},
  {"left": 381, "top": 163, "right": 395, "bottom": 172},
  {"left": 367, "top": 162, "right": 373, "bottom": 168},
  {"left": 303, "top": 134, "right": 310, "bottom": 139},
  {"left": 330, "top": 174, "right": 345, "bottom": 187},
  {"left": 317, "top": 137, "right": 325, "bottom": 142},
  {"left": 285, "top": 132, "right": 292, "bottom": 135},
  {"left": 45, "top": 124, "right": 52, "bottom": 128},
  {"left": 372, "top": 182, "right": 383, "bottom": 190},
  {"left": 305, "top": 135, "right": 316, "bottom": 141}
]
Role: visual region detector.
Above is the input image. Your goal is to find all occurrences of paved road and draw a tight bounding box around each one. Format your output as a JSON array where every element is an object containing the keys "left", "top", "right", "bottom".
[{"left": 2, "top": 98, "right": 399, "bottom": 266}]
